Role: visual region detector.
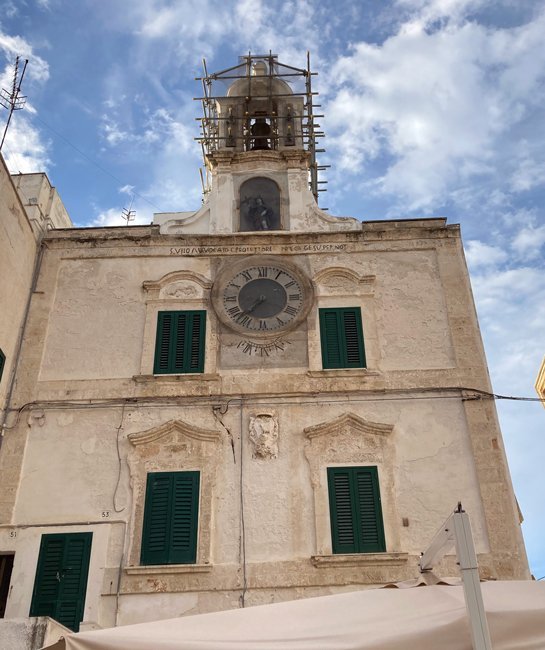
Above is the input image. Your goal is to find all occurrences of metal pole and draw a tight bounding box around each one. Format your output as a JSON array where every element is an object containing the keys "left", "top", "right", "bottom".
[{"left": 419, "top": 504, "right": 493, "bottom": 650}]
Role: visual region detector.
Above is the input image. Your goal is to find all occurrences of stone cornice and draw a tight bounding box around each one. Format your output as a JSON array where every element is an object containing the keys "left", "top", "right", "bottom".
[
  {"left": 142, "top": 270, "right": 212, "bottom": 295},
  {"left": 304, "top": 412, "right": 393, "bottom": 440},
  {"left": 128, "top": 419, "right": 220, "bottom": 446},
  {"left": 313, "top": 267, "right": 375, "bottom": 286}
]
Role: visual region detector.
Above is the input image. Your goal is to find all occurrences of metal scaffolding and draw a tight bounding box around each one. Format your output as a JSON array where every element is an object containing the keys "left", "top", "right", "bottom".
[{"left": 194, "top": 52, "right": 327, "bottom": 203}]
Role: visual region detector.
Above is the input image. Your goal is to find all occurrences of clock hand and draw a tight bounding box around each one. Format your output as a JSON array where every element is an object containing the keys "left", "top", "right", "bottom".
[{"left": 246, "top": 295, "right": 266, "bottom": 314}]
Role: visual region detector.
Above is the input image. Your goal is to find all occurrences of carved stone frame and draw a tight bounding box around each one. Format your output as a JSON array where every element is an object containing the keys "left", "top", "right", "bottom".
[
  {"left": 308, "top": 269, "right": 378, "bottom": 373},
  {"left": 138, "top": 270, "right": 217, "bottom": 377},
  {"left": 303, "top": 412, "right": 401, "bottom": 556},
  {"left": 126, "top": 419, "right": 221, "bottom": 568}
]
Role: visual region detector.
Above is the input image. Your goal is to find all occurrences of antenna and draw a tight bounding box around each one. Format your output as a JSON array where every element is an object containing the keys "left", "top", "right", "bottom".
[
  {"left": 0, "top": 56, "right": 29, "bottom": 152},
  {"left": 121, "top": 197, "right": 136, "bottom": 225}
]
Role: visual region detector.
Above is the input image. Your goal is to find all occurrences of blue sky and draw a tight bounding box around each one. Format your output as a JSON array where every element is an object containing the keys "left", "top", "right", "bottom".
[{"left": 1, "top": 0, "right": 543, "bottom": 578}]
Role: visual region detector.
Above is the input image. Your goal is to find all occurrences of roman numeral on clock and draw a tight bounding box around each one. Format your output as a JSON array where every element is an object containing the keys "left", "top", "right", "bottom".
[
  {"left": 259, "top": 320, "right": 268, "bottom": 330},
  {"left": 284, "top": 305, "right": 297, "bottom": 316},
  {"left": 235, "top": 314, "right": 252, "bottom": 326},
  {"left": 289, "top": 293, "right": 301, "bottom": 301},
  {"left": 241, "top": 270, "right": 252, "bottom": 282},
  {"left": 228, "top": 306, "right": 241, "bottom": 316},
  {"left": 225, "top": 295, "right": 237, "bottom": 302},
  {"left": 258, "top": 267, "right": 268, "bottom": 277},
  {"left": 284, "top": 280, "right": 296, "bottom": 288}
]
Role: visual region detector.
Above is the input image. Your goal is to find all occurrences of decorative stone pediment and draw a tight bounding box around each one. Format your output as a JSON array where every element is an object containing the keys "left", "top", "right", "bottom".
[
  {"left": 304, "top": 412, "right": 393, "bottom": 440},
  {"left": 126, "top": 417, "right": 221, "bottom": 569},
  {"left": 313, "top": 267, "right": 375, "bottom": 296},
  {"left": 143, "top": 271, "right": 212, "bottom": 300},
  {"left": 128, "top": 419, "right": 220, "bottom": 447},
  {"left": 304, "top": 411, "right": 400, "bottom": 555}
]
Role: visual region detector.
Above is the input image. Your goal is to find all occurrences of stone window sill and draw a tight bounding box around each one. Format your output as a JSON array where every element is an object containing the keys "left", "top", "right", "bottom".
[
  {"left": 311, "top": 552, "right": 408, "bottom": 568},
  {"left": 133, "top": 373, "right": 220, "bottom": 383},
  {"left": 125, "top": 564, "right": 213, "bottom": 575},
  {"left": 307, "top": 369, "right": 381, "bottom": 378}
]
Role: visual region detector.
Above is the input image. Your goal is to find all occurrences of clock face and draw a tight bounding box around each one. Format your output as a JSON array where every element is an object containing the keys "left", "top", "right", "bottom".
[{"left": 213, "top": 257, "right": 312, "bottom": 335}]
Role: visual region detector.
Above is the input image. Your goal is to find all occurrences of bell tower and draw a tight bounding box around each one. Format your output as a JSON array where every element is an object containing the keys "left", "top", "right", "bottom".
[{"left": 158, "top": 53, "right": 359, "bottom": 235}]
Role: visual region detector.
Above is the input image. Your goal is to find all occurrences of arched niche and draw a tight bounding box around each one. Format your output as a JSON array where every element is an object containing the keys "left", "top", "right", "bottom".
[{"left": 239, "top": 177, "right": 282, "bottom": 232}]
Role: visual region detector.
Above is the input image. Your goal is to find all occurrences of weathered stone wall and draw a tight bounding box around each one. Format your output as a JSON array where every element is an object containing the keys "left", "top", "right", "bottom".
[
  {"left": 0, "top": 220, "right": 529, "bottom": 629},
  {"left": 0, "top": 160, "right": 37, "bottom": 417}
]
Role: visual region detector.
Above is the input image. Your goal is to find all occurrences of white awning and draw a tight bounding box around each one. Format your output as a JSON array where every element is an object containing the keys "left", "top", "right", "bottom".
[{"left": 43, "top": 580, "right": 545, "bottom": 650}]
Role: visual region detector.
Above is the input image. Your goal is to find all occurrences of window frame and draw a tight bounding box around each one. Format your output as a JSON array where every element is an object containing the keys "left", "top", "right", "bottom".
[
  {"left": 140, "top": 471, "right": 200, "bottom": 566},
  {"left": 153, "top": 310, "right": 206, "bottom": 375},
  {"left": 319, "top": 307, "right": 366, "bottom": 369},
  {"left": 327, "top": 466, "right": 386, "bottom": 554}
]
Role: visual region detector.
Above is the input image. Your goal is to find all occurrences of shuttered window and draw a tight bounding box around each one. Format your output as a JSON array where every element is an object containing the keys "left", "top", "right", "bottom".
[
  {"left": 153, "top": 311, "right": 206, "bottom": 374},
  {"left": 0, "top": 348, "right": 5, "bottom": 383},
  {"left": 319, "top": 308, "right": 366, "bottom": 369},
  {"left": 327, "top": 467, "right": 385, "bottom": 554},
  {"left": 30, "top": 533, "right": 92, "bottom": 632},
  {"left": 141, "top": 471, "right": 200, "bottom": 565}
]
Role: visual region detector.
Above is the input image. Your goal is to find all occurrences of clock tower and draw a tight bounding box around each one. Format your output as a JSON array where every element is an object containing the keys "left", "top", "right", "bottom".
[
  {"left": 157, "top": 53, "right": 359, "bottom": 235},
  {"left": 157, "top": 53, "right": 360, "bottom": 365}
]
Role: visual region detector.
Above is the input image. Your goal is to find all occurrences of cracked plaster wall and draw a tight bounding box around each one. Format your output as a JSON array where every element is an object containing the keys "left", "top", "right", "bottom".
[{"left": 0, "top": 221, "right": 529, "bottom": 628}]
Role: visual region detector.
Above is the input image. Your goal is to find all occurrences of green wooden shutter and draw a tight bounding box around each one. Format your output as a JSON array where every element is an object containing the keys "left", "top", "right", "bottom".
[
  {"left": 0, "top": 348, "right": 5, "bottom": 383},
  {"left": 319, "top": 308, "right": 365, "bottom": 369},
  {"left": 354, "top": 467, "right": 385, "bottom": 552},
  {"left": 319, "top": 310, "right": 342, "bottom": 369},
  {"left": 154, "top": 311, "right": 205, "bottom": 374},
  {"left": 155, "top": 312, "right": 173, "bottom": 373},
  {"left": 327, "top": 468, "right": 358, "bottom": 553},
  {"left": 328, "top": 467, "right": 385, "bottom": 554},
  {"left": 30, "top": 533, "right": 92, "bottom": 632},
  {"left": 141, "top": 471, "right": 200, "bottom": 565},
  {"left": 342, "top": 309, "right": 366, "bottom": 367}
]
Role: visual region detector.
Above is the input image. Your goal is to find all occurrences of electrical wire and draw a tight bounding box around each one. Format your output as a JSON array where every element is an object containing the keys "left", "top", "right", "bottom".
[
  {"left": 113, "top": 403, "right": 127, "bottom": 513},
  {"left": 32, "top": 113, "right": 166, "bottom": 213},
  {"left": 5, "top": 385, "right": 543, "bottom": 425},
  {"left": 238, "top": 400, "right": 247, "bottom": 608}
]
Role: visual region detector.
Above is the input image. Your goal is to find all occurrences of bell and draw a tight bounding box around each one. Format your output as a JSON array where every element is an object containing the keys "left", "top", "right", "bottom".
[{"left": 250, "top": 118, "right": 272, "bottom": 150}]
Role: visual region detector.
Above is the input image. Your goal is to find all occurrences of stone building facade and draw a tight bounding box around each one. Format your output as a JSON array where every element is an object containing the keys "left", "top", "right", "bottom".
[{"left": 0, "top": 56, "right": 529, "bottom": 637}]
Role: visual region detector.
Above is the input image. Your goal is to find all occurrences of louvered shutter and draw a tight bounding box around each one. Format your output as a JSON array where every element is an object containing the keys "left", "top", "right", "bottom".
[
  {"left": 342, "top": 309, "right": 366, "bottom": 367},
  {"left": 141, "top": 474, "right": 171, "bottom": 565},
  {"left": 141, "top": 472, "right": 200, "bottom": 565},
  {"left": 154, "top": 312, "right": 173, "bottom": 373},
  {"left": 30, "top": 536, "right": 63, "bottom": 619},
  {"left": 328, "top": 467, "right": 385, "bottom": 554},
  {"left": 319, "top": 308, "right": 365, "bottom": 369},
  {"left": 319, "top": 310, "right": 342, "bottom": 369},
  {"left": 154, "top": 311, "right": 206, "bottom": 374},
  {"left": 173, "top": 312, "right": 188, "bottom": 372},
  {"left": 170, "top": 472, "right": 200, "bottom": 563},
  {"left": 354, "top": 467, "right": 385, "bottom": 552},
  {"left": 188, "top": 312, "right": 205, "bottom": 372},
  {"left": 327, "top": 468, "right": 358, "bottom": 553},
  {"left": 30, "top": 533, "right": 92, "bottom": 632}
]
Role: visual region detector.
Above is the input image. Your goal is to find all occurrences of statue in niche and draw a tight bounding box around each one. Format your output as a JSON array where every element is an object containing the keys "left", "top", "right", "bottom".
[
  {"left": 239, "top": 177, "right": 281, "bottom": 231},
  {"left": 249, "top": 413, "right": 279, "bottom": 459},
  {"left": 241, "top": 195, "right": 273, "bottom": 230}
]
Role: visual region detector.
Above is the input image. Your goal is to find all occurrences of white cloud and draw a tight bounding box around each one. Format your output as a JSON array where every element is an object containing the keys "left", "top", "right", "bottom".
[
  {"left": 465, "top": 240, "right": 508, "bottom": 268},
  {"left": 0, "top": 32, "right": 49, "bottom": 83},
  {"left": 1, "top": 115, "right": 50, "bottom": 172},
  {"left": 0, "top": 30, "right": 51, "bottom": 172},
  {"left": 512, "top": 224, "right": 545, "bottom": 260},
  {"left": 325, "top": 9, "right": 545, "bottom": 212},
  {"left": 510, "top": 152, "right": 545, "bottom": 192}
]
